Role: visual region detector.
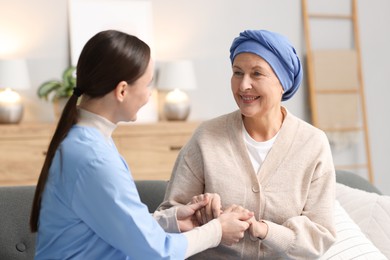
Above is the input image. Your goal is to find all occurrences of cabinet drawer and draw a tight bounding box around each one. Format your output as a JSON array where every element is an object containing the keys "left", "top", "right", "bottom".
[
  {"left": 0, "top": 138, "right": 49, "bottom": 186},
  {"left": 114, "top": 134, "right": 190, "bottom": 180}
]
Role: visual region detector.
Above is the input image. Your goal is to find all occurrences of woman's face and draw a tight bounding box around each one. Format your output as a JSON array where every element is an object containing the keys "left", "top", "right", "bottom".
[
  {"left": 123, "top": 58, "right": 154, "bottom": 122},
  {"left": 231, "top": 53, "right": 284, "bottom": 119}
]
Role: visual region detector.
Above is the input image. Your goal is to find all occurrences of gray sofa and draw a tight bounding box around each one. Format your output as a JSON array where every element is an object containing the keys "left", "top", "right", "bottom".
[{"left": 0, "top": 172, "right": 382, "bottom": 260}]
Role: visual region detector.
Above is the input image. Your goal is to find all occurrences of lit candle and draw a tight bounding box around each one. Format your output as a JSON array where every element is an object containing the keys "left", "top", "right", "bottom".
[
  {"left": 165, "top": 88, "right": 189, "bottom": 104},
  {"left": 163, "top": 88, "right": 190, "bottom": 121},
  {"left": 0, "top": 88, "right": 21, "bottom": 105},
  {"left": 0, "top": 87, "right": 23, "bottom": 123}
]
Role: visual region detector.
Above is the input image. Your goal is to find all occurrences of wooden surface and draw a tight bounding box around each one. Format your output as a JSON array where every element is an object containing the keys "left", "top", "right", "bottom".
[{"left": 0, "top": 121, "right": 199, "bottom": 186}]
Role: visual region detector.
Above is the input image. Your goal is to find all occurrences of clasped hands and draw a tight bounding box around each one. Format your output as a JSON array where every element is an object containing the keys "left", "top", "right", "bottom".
[{"left": 176, "top": 193, "right": 268, "bottom": 245}]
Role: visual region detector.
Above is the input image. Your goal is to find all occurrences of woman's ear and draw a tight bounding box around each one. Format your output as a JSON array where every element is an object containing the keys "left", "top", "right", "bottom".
[{"left": 114, "top": 81, "right": 128, "bottom": 102}]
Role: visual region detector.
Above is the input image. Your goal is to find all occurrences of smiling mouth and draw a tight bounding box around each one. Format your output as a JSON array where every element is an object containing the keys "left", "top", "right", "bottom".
[{"left": 241, "top": 95, "right": 260, "bottom": 102}]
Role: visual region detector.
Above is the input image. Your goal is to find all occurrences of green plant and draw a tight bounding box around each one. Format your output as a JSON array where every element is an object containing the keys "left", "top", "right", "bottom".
[{"left": 37, "top": 66, "right": 76, "bottom": 101}]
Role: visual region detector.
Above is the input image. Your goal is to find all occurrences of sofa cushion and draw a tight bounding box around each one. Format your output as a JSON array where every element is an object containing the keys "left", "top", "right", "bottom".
[
  {"left": 320, "top": 200, "right": 387, "bottom": 259},
  {"left": 0, "top": 185, "right": 36, "bottom": 260},
  {"left": 336, "top": 183, "right": 390, "bottom": 259}
]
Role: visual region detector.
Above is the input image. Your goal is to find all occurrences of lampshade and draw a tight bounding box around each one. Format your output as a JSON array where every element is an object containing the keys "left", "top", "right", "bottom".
[
  {"left": 157, "top": 60, "right": 197, "bottom": 91},
  {"left": 0, "top": 59, "right": 30, "bottom": 90}
]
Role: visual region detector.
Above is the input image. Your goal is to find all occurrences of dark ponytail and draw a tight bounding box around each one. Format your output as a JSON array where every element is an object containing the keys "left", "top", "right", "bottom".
[
  {"left": 30, "top": 30, "right": 150, "bottom": 232},
  {"left": 30, "top": 94, "right": 79, "bottom": 232}
]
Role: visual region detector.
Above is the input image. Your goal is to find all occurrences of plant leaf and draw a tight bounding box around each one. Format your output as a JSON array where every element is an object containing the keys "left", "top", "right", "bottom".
[
  {"left": 37, "top": 80, "right": 62, "bottom": 99},
  {"left": 62, "top": 66, "right": 77, "bottom": 89}
]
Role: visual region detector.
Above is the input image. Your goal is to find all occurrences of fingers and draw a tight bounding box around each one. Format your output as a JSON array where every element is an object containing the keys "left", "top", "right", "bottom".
[
  {"left": 198, "top": 194, "right": 208, "bottom": 224},
  {"left": 191, "top": 193, "right": 208, "bottom": 205},
  {"left": 190, "top": 194, "right": 204, "bottom": 222},
  {"left": 190, "top": 194, "right": 254, "bottom": 228},
  {"left": 188, "top": 195, "right": 209, "bottom": 211},
  {"left": 238, "top": 210, "right": 254, "bottom": 221},
  {"left": 245, "top": 216, "right": 257, "bottom": 225},
  {"left": 191, "top": 194, "right": 208, "bottom": 225},
  {"left": 200, "top": 206, "right": 207, "bottom": 224},
  {"left": 219, "top": 214, "right": 250, "bottom": 246},
  {"left": 206, "top": 193, "right": 221, "bottom": 221},
  {"left": 223, "top": 204, "right": 254, "bottom": 221},
  {"left": 248, "top": 219, "right": 268, "bottom": 239},
  {"left": 195, "top": 209, "right": 203, "bottom": 225},
  {"left": 191, "top": 193, "right": 222, "bottom": 225},
  {"left": 209, "top": 193, "right": 222, "bottom": 218}
]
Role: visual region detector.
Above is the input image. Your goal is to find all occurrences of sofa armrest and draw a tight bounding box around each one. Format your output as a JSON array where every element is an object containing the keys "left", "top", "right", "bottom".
[
  {"left": 135, "top": 180, "right": 168, "bottom": 213},
  {"left": 336, "top": 170, "right": 382, "bottom": 195}
]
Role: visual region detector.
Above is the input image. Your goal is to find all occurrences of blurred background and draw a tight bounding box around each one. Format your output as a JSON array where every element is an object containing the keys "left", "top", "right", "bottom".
[{"left": 0, "top": 0, "right": 389, "bottom": 194}]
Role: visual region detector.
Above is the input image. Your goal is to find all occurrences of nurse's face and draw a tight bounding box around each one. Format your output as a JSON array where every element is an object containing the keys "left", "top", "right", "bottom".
[{"left": 123, "top": 58, "right": 154, "bottom": 122}]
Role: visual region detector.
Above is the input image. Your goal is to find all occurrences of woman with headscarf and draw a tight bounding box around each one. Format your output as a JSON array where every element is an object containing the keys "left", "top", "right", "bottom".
[{"left": 157, "top": 29, "right": 336, "bottom": 259}]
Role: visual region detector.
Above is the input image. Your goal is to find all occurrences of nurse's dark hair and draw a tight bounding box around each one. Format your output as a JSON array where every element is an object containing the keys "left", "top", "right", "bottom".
[{"left": 30, "top": 30, "right": 151, "bottom": 232}]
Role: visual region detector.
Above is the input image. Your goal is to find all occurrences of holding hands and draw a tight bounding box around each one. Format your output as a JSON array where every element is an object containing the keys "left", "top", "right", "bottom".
[
  {"left": 227, "top": 205, "right": 269, "bottom": 240},
  {"left": 176, "top": 193, "right": 254, "bottom": 245},
  {"left": 181, "top": 193, "right": 268, "bottom": 243},
  {"left": 176, "top": 193, "right": 212, "bottom": 232},
  {"left": 217, "top": 204, "right": 253, "bottom": 245}
]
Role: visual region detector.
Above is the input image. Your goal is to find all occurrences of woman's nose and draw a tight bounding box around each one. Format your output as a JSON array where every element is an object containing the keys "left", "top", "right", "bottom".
[{"left": 239, "top": 75, "right": 252, "bottom": 91}]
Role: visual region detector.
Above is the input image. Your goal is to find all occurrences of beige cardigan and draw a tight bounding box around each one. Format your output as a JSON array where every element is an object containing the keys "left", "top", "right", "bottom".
[{"left": 158, "top": 109, "right": 336, "bottom": 259}]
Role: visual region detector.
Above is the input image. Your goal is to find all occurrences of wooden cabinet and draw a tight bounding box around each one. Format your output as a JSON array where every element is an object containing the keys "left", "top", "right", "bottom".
[
  {"left": 0, "top": 124, "right": 55, "bottom": 186},
  {"left": 0, "top": 121, "right": 199, "bottom": 186},
  {"left": 113, "top": 122, "right": 199, "bottom": 180}
]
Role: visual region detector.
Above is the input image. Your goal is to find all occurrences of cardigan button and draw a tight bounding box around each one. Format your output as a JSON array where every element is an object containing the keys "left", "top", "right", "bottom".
[{"left": 252, "top": 185, "right": 260, "bottom": 193}]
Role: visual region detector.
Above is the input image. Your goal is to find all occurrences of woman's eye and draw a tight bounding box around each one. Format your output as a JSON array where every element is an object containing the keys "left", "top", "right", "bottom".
[
  {"left": 233, "top": 71, "right": 243, "bottom": 76},
  {"left": 253, "top": 71, "right": 263, "bottom": 77}
]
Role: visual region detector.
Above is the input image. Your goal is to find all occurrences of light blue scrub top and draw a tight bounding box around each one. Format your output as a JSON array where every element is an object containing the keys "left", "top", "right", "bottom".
[{"left": 35, "top": 125, "right": 187, "bottom": 259}]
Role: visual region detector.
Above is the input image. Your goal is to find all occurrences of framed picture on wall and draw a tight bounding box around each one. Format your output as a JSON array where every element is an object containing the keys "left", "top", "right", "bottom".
[
  {"left": 68, "top": 0, "right": 154, "bottom": 65},
  {"left": 68, "top": 0, "right": 157, "bottom": 123}
]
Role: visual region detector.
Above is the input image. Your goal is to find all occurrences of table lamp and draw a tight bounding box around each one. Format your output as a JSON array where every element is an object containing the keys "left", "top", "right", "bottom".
[
  {"left": 157, "top": 60, "right": 197, "bottom": 121},
  {"left": 0, "top": 59, "right": 30, "bottom": 124}
]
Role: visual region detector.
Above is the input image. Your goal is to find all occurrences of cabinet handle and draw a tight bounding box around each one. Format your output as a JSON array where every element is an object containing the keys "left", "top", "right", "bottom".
[{"left": 169, "top": 146, "right": 183, "bottom": 151}]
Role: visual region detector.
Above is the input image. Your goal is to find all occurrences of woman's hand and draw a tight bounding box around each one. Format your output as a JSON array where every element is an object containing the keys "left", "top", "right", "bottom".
[
  {"left": 247, "top": 217, "right": 268, "bottom": 240},
  {"left": 176, "top": 195, "right": 210, "bottom": 232},
  {"left": 223, "top": 205, "right": 268, "bottom": 240},
  {"left": 191, "top": 193, "right": 222, "bottom": 225}
]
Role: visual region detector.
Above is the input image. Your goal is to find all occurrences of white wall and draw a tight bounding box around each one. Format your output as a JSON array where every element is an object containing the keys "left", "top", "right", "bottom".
[
  {"left": 0, "top": 0, "right": 389, "bottom": 195},
  {"left": 153, "top": 0, "right": 307, "bottom": 121},
  {"left": 0, "top": 0, "right": 69, "bottom": 122},
  {"left": 357, "top": 0, "right": 390, "bottom": 195}
]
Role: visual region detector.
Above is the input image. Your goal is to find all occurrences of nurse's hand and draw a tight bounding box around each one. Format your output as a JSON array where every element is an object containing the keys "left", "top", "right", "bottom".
[{"left": 217, "top": 205, "right": 254, "bottom": 245}]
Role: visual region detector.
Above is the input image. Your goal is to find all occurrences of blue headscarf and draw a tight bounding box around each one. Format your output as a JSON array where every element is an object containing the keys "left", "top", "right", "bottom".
[{"left": 229, "top": 30, "right": 303, "bottom": 101}]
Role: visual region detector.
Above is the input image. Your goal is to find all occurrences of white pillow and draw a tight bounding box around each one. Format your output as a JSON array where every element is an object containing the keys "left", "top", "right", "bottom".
[
  {"left": 336, "top": 183, "right": 390, "bottom": 258},
  {"left": 320, "top": 200, "right": 387, "bottom": 260}
]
